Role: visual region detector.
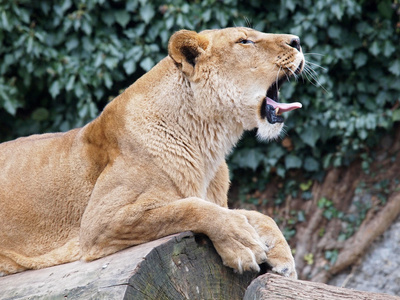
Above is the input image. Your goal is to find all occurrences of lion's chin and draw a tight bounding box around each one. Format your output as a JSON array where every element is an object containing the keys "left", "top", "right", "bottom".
[{"left": 256, "top": 120, "right": 284, "bottom": 141}]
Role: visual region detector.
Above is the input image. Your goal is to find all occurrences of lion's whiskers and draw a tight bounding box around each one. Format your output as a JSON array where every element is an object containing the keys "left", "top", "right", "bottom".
[
  {"left": 286, "top": 64, "right": 299, "bottom": 82},
  {"left": 304, "top": 52, "right": 324, "bottom": 56},
  {"left": 302, "top": 65, "right": 320, "bottom": 86},
  {"left": 275, "top": 67, "right": 282, "bottom": 91},
  {"left": 305, "top": 61, "right": 327, "bottom": 71},
  {"left": 244, "top": 17, "right": 253, "bottom": 28},
  {"left": 302, "top": 62, "right": 329, "bottom": 94},
  {"left": 279, "top": 125, "right": 288, "bottom": 139},
  {"left": 301, "top": 52, "right": 330, "bottom": 93},
  {"left": 281, "top": 67, "right": 292, "bottom": 84}
]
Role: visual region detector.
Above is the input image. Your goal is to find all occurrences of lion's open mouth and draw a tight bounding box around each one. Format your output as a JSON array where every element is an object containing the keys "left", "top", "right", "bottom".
[{"left": 261, "top": 77, "right": 302, "bottom": 124}]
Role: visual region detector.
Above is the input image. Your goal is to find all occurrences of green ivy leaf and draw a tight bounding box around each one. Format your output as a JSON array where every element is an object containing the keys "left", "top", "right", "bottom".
[
  {"left": 354, "top": 52, "right": 367, "bottom": 68},
  {"left": 297, "top": 211, "right": 306, "bottom": 222},
  {"left": 302, "top": 126, "right": 320, "bottom": 147},
  {"left": 126, "top": 0, "right": 138, "bottom": 12},
  {"left": 303, "top": 34, "right": 317, "bottom": 48},
  {"left": 78, "top": 102, "right": 88, "bottom": 119},
  {"left": 383, "top": 40, "right": 395, "bottom": 57},
  {"left": 331, "top": 3, "right": 344, "bottom": 20},
  {"left": 370, "top": 41, "right": 380, "bottom": 56},
  {"left": 276, "top": 165, "right": 286, "bottom": 177},
  {"left": 81, "top": 19, "right": 92, "bottom": 35},
  {"left": 215, "top": 10, "right": 228, "bottom": 27},
  {"left": 1, "top": 11, "right": 10, "bottom": 31},
  {"left": 103, "top": 72, "right": 112, "bottom": 89},
  {"left": 3, "top": 100, "right": 18, "bottom": 115},
  {"left": 325, "top": 249, "right": 338, "bottom": 264},
  {"left": 232, "top": 149, "right": 264, "bottom": 171},
  {"left": 49, "top": 81, "right": 60, "bottom": 98},
  {"left": 245, "top": 150, "right": 264, "bottom": 171},
  {"left": 358, "top": 129, "right": 368, "bottom": 140},
  {"left": 139, "top": 56, "right": 154, "bottom": 72},
  {"left": 66, "top": 37, "right": 79, "bottom": 51},
  {"left": 202, "top": 9, "right": 212, "bottom": 22},
  {"left": 123, "top": 60, "right": 136, "bottom": 75},
  {"left": 285, "top": 155, "right": 302, "bottom": 169},
  {"left": 74, "top": 82, "right": 84, "bottom": 98},
  {"left": 115, "top": 10, "right": 130, "bottom": 28},
  {"left": 104, "top": 57, "right": 118, "bottom": 70},
  {"left": 327, "top": 26, "right": 341, "bottom": 39},
  {"left": 304, "top": 157, "right": 320, "bottom": 172},
  {"left": 285, "top": 0, "right": 296, "bottom": 11},
  {"left": 32, "top": 108, "right": 49, "bottom": 121},
  {"left": 25, "top": 36, "right": 34, "bottom": 55},
  {"left": 66, "top": 75, "right": 76, "bottom": 91},
  {"left": 89, "top": 102, "right": 98, "bottom": 118},
  {"left": 389, "top": 60, "right": 400, "bottom": 76},
  {"left": 165, "top": 16, "right": 174, "bottom": 30},
  {"left": 140, "top": 4, "right": 155, "bottom": 24},
  {"left": 101, "top": 11, "right": 115, "bottom": 27},
  {"left": 299, "top": 180, "right": 313, "bottom": 191},
  {"left": 393, "top": 109, "right": 400, "bottom": 122},
  {"left": 1, "top": 90, "right": 19, "bottom": 115}
]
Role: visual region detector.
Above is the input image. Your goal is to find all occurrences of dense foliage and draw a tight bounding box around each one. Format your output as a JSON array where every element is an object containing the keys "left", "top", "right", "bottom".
[{"left": 0, "top": 0, "right": 399, "bottom": 193}]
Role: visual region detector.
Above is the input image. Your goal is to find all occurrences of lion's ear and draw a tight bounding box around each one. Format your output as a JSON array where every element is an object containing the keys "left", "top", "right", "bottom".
[{"left": 168, "top": 30, "right": 209, "bottom": 76}]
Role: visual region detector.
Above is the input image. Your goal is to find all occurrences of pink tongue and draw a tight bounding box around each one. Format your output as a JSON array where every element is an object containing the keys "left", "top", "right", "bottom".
[{"left": 266, "top": 97, "right": 302, "bottom": 113}]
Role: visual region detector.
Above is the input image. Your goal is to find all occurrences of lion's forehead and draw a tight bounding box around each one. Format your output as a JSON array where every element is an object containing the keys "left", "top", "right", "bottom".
[
  {"left": 200, "top": 27, "right": 298, "bottom": 48},
  {"left": 200, "top": 27, "right": 255, "bottom": 40}
]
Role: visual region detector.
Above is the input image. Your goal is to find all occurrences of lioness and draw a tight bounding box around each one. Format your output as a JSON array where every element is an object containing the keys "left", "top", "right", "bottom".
[{"left": 0, "top": 27, "right": 304, "bottom": 278}]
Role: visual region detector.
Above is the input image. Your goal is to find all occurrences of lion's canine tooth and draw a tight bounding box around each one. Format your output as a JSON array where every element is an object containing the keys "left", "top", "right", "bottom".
[{"left": 275, "top": 107, "right": 280, "bottom": 115}]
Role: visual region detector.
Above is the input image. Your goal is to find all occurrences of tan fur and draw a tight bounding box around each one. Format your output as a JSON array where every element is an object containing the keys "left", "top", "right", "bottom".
[{"left": 0, "top": 27, "right": 304, "bottom": 278}]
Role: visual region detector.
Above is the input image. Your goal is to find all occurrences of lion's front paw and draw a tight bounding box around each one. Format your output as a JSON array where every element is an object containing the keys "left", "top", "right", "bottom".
[
  {"left": 237, "top": 210, "right": 297, "bottom": 279},
  {"left": 218, "top": 245, "right": 265, "bottom": 274},
  {"left": 265, "top": 245, "right": 297, "bottom": 278},
  {"left": 270, "top": 260, "right": 297, "bottom": 278},
  {"left": 208, "top": 211, "right": 268, "bottom": 274}
]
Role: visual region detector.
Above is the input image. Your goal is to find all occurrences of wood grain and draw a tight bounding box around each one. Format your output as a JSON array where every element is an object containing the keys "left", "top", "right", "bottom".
[
  {"left": 0, "top": 232, "right": 256, "bottom": 299},
  {"left": 244, "top": 273, "right": 400, "bottom": 300}
]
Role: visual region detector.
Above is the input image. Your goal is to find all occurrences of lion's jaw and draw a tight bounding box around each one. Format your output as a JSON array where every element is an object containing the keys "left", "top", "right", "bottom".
[{"left": 183, "top": 27, "right": 305, "bottom": 141}]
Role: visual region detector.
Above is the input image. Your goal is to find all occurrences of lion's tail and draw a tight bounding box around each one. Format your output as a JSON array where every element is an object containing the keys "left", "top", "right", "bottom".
[{"left": 0, "top": 237, "right": 80, "bottom": 275}]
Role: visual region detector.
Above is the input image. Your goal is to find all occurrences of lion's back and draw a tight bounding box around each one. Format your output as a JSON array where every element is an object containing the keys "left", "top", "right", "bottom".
[{"left": 0, "top": 129, "right": 93, "bottom": 254}]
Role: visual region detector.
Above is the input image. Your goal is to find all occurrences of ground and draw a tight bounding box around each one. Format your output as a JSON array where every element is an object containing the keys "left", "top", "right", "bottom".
[{"left": 329, "top": 215, "right": 400, "bottom": 296}]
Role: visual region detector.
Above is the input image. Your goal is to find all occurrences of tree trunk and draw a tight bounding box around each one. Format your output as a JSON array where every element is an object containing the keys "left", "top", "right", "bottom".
[
  {"left": 244, "top": 273, "right": 400, "bottom": 300},
  {"left": 2, "top": 231, "right": 399, "bottom": 299},
  {"left": 0, "top": 232, "right": 257, "bottom": 300}
]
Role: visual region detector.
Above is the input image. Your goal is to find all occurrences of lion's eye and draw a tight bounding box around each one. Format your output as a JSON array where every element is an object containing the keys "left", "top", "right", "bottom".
[{"left": 238, "top": 39, "right": 255, "bottom": 45}]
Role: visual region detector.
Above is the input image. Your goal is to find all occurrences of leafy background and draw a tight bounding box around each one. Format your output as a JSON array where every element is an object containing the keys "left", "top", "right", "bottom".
[{"left": 0, "top": 0, "right": 399, "bottom": 195}]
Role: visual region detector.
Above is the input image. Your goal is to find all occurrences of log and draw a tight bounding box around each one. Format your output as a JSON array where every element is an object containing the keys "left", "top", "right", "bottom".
[
  {"left": 2, "top": 232, "right": 398, "bottom": 300},
  {"left": 0, "top": 232, "right": 257, "bottom": 300},
  {"left": 244, "top": 273, "right": 400, "bottom": 300}
]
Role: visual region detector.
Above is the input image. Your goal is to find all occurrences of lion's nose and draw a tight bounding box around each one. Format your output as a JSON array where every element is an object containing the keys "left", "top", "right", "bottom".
[{"left": 288, "top": 37, "right": 301, "bottom": 52}]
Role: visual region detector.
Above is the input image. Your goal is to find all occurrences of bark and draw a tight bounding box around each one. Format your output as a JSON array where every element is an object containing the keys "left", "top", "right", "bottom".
[
  {"left": 2, "top": 231, "right": 399, "bottom": 300},
  {"left": 0, "top": 232, "right": 257, "bottom": 300},
  {"left": 244, "top": 273, "right": 400, "bottom": 300}
]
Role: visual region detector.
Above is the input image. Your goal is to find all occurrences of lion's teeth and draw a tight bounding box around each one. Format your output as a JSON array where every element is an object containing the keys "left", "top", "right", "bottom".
[{"left": 275, "top": 107, "right": 280, "bottom": 115}]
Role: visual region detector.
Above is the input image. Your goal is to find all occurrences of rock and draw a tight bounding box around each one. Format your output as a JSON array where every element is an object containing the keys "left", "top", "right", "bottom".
[{"left": 329, "top": 215, "right": 400, "bottom": 295}]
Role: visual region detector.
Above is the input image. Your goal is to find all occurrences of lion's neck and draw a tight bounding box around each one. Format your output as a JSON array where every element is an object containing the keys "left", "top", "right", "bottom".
[
  {"left": 157, "top": 61, "right": 244, "bottom": 197},
  {"left": 114, "top": 57, "right": 244, "bottom": 198}
]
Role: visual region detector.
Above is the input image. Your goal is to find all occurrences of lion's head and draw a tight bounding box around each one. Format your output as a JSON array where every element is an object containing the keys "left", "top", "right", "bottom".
[{"left": 168, "top": 27, "right": 304, "bottom": 140}]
